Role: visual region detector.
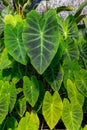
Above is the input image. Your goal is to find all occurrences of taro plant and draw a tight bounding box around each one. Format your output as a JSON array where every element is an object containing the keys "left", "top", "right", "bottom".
[{"left": 0, "top": 0, "right": 87, "bottom": 130}]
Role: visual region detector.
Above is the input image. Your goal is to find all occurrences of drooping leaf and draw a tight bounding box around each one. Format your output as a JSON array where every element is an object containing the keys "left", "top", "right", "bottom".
[
  {"left": 62, "top": 98, "right": 83, "bottom": 130},
  {"left": 23, "top": 9, "right": 59, "bottom": 74},
  {"left": 23, "top": 76, "right": 39, "bottom": 107},
  {"left": 67, "top": 79, "right": 84, "bottom": 106},
  {"left": 42, "top": 91, "right": 63, "bottom": 129},
  {"left": 18, "top": 112, "right": 39, "bottom": 130},
  {"left": 58, "top": 15, "right": 78, "bottom": 39},
  {"left": 0, "top": 94, "right": 9, "bottom": 124},
  {"left": 4, "top": 15, "right": 27, "bottom": 65},
  {"left": 74, "top": 69, "right": 87, "bottom": 97},
  {"left": 16, "top": 97, "right": 26, "bottom": 117}
]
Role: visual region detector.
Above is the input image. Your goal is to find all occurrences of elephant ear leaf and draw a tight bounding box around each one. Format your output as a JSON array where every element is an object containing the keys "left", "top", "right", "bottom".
[
  {"left": 4, "top": 15, "right": 27, "bottom": 65},
  {"left": 62, "top": 99, "right": 83, "bottom": 130},
  {"left": 23, "top": 9, "right": 59, "bottom": 74}
]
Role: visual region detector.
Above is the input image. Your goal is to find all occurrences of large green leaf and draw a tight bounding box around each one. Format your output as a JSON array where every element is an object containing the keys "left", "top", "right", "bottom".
[
  {"left": 23, "top": 9, "right": 59, "bottom": 74},
  {"left": 0, "top": 94, "right": 9, "bottom": 124},
  {"left": 4, "top": 15, "right": 27, "bottom": 65},
  {"left": 42, "top": 91, "right": 63, "bottom": 129},
  {"left": 58, "top": 15, "right": 78, "bottom": 39},
  {"left": 74, "top": 69, "right": 87, "bottom": 97},
  {"left": 83, "top": 125, "right": 87, "bottom": 130},
  {"left": 18, "top": 112, "right": 39, "bottom": 130},
  {"left": 62, "top": 99, "right": 83, "bottom": 130},
  {"left": 23, "top": 76, "right": 39, "bottom": 107},
  {"left": 67, "top": 79, "right": 84, "bottom": 106}
]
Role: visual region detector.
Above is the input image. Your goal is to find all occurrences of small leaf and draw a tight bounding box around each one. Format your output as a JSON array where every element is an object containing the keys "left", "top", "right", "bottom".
[
  {"left": 16, "top": 97, "right": 26, "bottom": 117},
  {"left": 42, "top": 91, "right": 63, "bottom": 129},
  {"left": 62, "top": 98, "right": 83, "bottom": 130},
  {"left": 23, "top": 76, "right": 39, "bottom": 107},
  {"left": 18, "top": 112, "right": 39, "bottom": 130}
]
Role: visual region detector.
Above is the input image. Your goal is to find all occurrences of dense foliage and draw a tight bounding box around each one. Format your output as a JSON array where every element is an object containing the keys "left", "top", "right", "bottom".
[{"left": 0, "top": 0, "right": 87, "bottom": 130}]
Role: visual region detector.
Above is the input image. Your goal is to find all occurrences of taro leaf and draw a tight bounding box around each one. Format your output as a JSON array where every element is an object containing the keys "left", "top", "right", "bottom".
[
  {"left": 62, "top": 98, "right": 83, "bottom": 130},
  {"left": 63, "top": 59, "right": 79, "bottom": 88},
  {"left": 4, "top": 22, "right": 27, "bottom": 65},
  {"left": 58, "top": 15, "right": 78, "bottom": 39},
  {"left": 0, "top": 94, "right": 9, "bottom": 124},
  {"left": 44, "top": 62, "right": 63, "bottom": 91},
  {"left": 67, "top": 79, "right": 84, "bottom": 106},
  {"left": 23, "top": 76, "right": 39, "bottom": 107},
  {"left": 0, "top": 16, "right": 4, "bottom": 35},
  {"left": 74, "top": 69, "right": 87, "bottom": 97},
  {"left": 42, "top": 91, "right": 63, "bottom": 129},
  {"left": 23, "top": 9, "right": 59, "bottom": 74},
  {"left": 5, "top": 117, "right": 18, "bottom": 130},
  {"left": 18, "top": 112, "right": 39, "bottom": 130},
  {"left": 0, "top": 48, "right": 12, "bottom": 70},
  {"left": 0, "top": 81, "right": 17, "bottom": 112},
  {"left": 16, "top": 97, "right": 26, "bottom": 117},
  {"left": 79, "top": 40, "right": 87, "bottom": 60},
  {"left": 63, "top": 38, "right": 79, "bottom": 61}
]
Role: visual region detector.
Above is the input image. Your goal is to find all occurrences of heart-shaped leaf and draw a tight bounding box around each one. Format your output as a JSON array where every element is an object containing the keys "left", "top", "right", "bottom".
[
  {"left": 42, "top": 91, "right": 63, "bottom": 129},
  {"left": 62, "top": 98, "right": 83, "bottom": 130},
  {"left": 23, "top": 9, "right": 59, "bottom": 74},
  {"left": 58, "top": 15, "right": 78, "bottom": 39},
  {"left": 4, "top": 15, "right": 27, "bottom": 65},
  {"left": 18, "top": 112, "right": 39, "bottom": 130},
  {"left": 23, "top": 76, "right": 39, "bottom": 107}
]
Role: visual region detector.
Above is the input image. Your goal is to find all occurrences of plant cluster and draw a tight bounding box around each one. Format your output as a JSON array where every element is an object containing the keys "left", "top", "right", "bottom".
[{"left": 0, "top": 0, "right": 87, "bottom": 130}]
